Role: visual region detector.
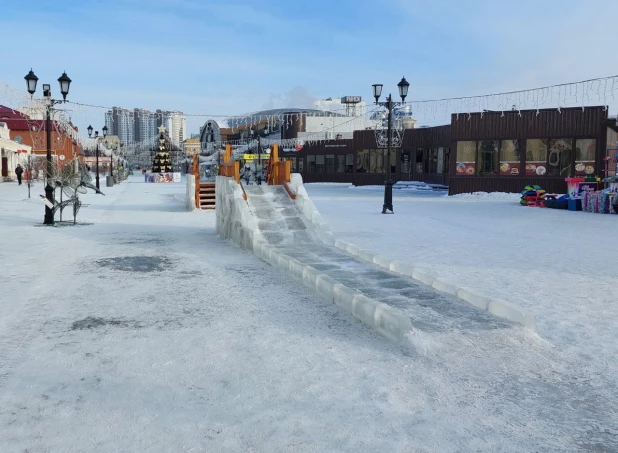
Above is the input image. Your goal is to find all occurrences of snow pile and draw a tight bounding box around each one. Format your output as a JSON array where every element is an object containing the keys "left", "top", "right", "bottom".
[
  {"left": 350, "top": 181, "right": 446, "bottom": 192},
  {"left": 449, "top": 191, "right": 522, "bottom": 200}
]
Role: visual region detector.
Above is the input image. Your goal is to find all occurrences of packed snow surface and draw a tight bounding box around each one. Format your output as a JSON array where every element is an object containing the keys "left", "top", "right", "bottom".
[{"left": 0, "top": 176, "right": 616, "bottom": 452}]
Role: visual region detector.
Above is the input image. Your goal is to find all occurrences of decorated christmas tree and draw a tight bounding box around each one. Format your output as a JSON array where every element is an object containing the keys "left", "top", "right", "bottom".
[{"left": 151, "top": 125, "right": 173, "bottom": 173}]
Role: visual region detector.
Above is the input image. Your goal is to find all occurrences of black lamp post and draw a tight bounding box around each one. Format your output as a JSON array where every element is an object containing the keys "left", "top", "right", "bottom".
[
  {"left": 87, "top": 125, "right": 106, "bottom": 189},
  {"left": 25, "top": 69, "right": 72, "bottom": 225},
  {"left": 108, "top": 141, "right": 114, "bottom": 180},
  {"left": 372, "top": 76, "right": 410, "bottom": 214}
]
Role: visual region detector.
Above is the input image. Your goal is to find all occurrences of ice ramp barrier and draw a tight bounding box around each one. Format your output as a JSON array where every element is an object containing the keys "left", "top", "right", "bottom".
[{"left": 215, "top": 175, "right": 534, "bottom": 346}]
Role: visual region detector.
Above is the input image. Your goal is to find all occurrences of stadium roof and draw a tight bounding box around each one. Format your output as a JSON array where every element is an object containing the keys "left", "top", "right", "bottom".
[{"left": 228, "top": 108, "right": 344, "bottom": 127}]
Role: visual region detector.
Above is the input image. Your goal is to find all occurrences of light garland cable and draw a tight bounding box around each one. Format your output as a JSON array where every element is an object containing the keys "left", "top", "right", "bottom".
[
  {"left": 3, "top": 75, "right": 618, "bottom": 152},
  {"left": 3, "top": 75, "right": 618, "bottom": 124}
]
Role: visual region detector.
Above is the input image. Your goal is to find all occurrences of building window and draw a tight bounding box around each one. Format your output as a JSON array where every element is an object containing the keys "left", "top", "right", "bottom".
[
  {"left": 477, "top": 140, "right": 499, "bottom": 175},
  {"left": 548, "top": 138, "right": 572, "bottom": 177},
  {"left": 499, "top": 140, "right": 520, "bottom": 176},
  {"left": 415, "top": 148, "right": 424, "bottom": 174},
  {"left": 14, "top": 135, "right": 23, "bottom": 144},
  {"left": 575, "top": 139, "right": 596, "bottom": 175},
  {"left": 425, "top": 148, "right": 438, "bottom": 173},
  {"left": 401, "top": 150, "right": 411, "bottom": 175},
  {"left": 307, "top": 155, "right": 316, "bottom": 174},
  {"left": 370, "top": 149, "right": 384, "bottom": 173},
  {"left": 525, "top": 139, "right": 548, "bottom": 176},
  {"left": 437, "top": 147, "right": 444, "bottom": 174},
  {"left": 357, "top": 149, "right": 369, "bottom": 173},
  {"left": 283, "top": 157, "right": 297, "bottom": 172},
  {"left": 316, "top": 154, "right": 325, "bottom": 173},
  {"left": 336, "top": 154, "right": 345, "bottom": 173},
  {"left": 298, "top": 157, "right": 304, "bottom": 173},
  {"left": 325, "top": 154, "right": 335, "bottom": 173},
  {"left": 346, "top": 153, "right": 354, "bottom": 173},
  {"left": 456, "top": 141, "right": 476, "bottom": 176},
  {"left": 388, "top": 150, "right": 396, "bottom": 174}
]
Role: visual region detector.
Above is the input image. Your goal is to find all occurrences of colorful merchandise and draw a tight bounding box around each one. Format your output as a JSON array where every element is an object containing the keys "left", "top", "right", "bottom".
[{"left": 520, "top": 185, "right": 546, "bottom": 207}]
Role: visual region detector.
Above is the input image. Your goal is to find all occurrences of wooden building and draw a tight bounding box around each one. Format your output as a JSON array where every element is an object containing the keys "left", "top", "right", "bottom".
[
  {"left": 280, "top": 105, "right": 612, "bottom": 195},
  {"left": 283, "top": 125, "right": 451, "bottom": 187},
  {"left": 448, "top": 106, "right": 609, "bottom": 195}
]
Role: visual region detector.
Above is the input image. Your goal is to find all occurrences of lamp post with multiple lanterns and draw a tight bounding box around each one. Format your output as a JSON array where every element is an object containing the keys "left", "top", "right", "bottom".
[
  {"left": 371, "top": 76, "right": 410, "bottom": 214},
  {"left": 24, "top": 69, "right": 72, "bottom": 225},
  {"left": 86, "top": 124, "right": 107, "bottom": 189}
]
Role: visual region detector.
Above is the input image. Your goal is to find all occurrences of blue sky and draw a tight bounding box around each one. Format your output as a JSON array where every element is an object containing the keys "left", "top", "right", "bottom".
[{"left": 2, "top": 0, "right": 618, "bottom": 135}]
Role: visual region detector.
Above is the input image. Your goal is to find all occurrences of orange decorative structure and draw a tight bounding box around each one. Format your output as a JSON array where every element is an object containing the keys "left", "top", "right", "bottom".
[
  {"left": 193, "top": 153, "right": 216, "bottom": 209},
  {"left": 282, "top": 180, "right": 296, "bottom": 199},
  {"left": 217, "top": 142, "right": 293, "bottom": 201},
  {"left": 219, "top": 144, "right": 240, "bottom": 183},
  {"left": 265, "top": 144, "right": 291, "bottom": 186},
  {"left": 193, "top": 154, "right": 200, "bottom": 209}
]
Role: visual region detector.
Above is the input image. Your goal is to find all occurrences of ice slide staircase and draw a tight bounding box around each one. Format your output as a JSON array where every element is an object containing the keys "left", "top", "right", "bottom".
[{"left": 216, "top": 175, "right": 531, "bottom": 346}]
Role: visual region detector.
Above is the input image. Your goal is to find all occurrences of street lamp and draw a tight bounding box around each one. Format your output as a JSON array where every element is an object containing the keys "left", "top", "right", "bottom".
[
  {"left": 87, "top": 125, "right": 106, "bottom": 189},
  {"left": 250, "top": 126, "right": 263, "bottom": 185},
  {"left": 24, "top": 69, "right": 72, "bottom": 225},
  {"left": 372, "top": 76, "right": 410, "bottom": 214},
  {"left": 108, "top": 141, "right": 114, "bottom": 180}
]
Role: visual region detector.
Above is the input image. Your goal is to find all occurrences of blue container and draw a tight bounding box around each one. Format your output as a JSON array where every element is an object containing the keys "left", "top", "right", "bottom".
[{"left": 568, "top": 199, "right": 582, "bottom": 211}]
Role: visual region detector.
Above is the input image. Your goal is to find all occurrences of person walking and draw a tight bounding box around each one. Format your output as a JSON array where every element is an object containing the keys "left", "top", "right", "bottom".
[{"left": 15, "top": 164, "right": 24, "bottom": 185}]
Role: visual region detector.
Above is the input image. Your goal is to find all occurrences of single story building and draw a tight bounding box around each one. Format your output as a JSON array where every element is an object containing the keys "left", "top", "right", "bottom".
[
  {"left": 0, "top": 121, "right": 31, "bottom": 181},
  {"left": 279, "top": 105, "right": 614, "bottom": 195}
]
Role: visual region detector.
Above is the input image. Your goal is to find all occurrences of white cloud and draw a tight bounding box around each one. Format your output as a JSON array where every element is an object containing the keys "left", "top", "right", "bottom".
[{"left": 262, "top": 87, "right": 317, "bottom": 110}]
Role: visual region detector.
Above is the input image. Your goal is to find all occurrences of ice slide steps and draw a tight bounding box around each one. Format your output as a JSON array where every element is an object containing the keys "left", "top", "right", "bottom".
[{"left": 242, "top": 185, "right": 513, "bottom": 343}]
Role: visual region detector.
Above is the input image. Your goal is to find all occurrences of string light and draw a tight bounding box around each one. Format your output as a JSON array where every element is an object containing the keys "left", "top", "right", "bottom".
[{"left": 2, "top": 75, "right": 618, "bottom": 156}]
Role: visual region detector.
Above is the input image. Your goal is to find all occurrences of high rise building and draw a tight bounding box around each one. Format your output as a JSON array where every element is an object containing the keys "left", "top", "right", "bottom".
[
  {"left": 157, "top": 110, "right": 187, "bottom": 146},
  {"left": 104, "top": 107, "right": 135, "bottom": 145},
  {"left": 105, "top": 108, "right": 186, "bottom": 146},
  {"left": 133, "top": 108, "right": 158, "bottom": 145},
  {"left": 105, "top": 111, "right": 114, "bottom": 136}
]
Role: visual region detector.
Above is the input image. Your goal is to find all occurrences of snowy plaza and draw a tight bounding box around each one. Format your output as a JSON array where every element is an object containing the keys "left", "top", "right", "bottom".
[{"left": 1, "top": 176, "right": 616, "bottom": 452}]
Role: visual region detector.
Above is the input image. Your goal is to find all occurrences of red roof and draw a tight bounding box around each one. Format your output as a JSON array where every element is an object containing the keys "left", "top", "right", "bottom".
[{"left": 0, "top": 104, "right": 77, "bottom": 132}]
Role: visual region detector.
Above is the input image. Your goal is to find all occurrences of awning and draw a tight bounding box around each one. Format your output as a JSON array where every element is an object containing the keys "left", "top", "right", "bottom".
[{"left": 0, "top": 137, "right": 31, "bottom": 154}]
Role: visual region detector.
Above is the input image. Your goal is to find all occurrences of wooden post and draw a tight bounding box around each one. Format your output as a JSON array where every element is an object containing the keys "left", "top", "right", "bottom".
[
  {"left": 224, "top": 144, "right": 232, "bottom": 163},
  {"left": 284, "top": 159, "right": 291, "bottom": 183},
  {"left": 193, "top": 154, "right": 200, "bottom": 209},
  {"left": 234, "top": 161, "right": 240, "bottom": 183},
  {"left": 271, "top": 143, "right": 279, "bottom": 163}
]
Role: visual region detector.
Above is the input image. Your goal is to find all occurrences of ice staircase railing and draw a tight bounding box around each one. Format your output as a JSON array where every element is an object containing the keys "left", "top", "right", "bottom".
[{"left": 214, "top": 143, "right": 296, "bottom": 200}]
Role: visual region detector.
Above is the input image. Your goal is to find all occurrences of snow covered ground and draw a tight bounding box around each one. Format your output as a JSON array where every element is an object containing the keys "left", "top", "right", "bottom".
[
  {"left": 0, "top": 177, "right": 617, "bottom": 452},
  {"left": 306, "top": 183, "right": 618, "bottom": 350},
  {"left": 307, "top": 184, "right": 618, "bottom": 442}
]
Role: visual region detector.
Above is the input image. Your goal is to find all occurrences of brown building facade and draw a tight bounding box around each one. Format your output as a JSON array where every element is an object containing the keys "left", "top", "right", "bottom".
[
  {"left": 448, "top": 106, "right": 609, "bottom": 195},
  {"left": 0, "top": 106, "right": 83, "bottom": 162},
  {"left": 281, "top": 125, "right": 451, "bottom": 188},
  {"left": 281, "top": 106, "right": 612, "bottom": 195}
]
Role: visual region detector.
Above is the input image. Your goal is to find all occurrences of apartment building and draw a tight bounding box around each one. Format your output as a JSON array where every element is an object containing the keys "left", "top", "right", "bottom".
[
  {"left": 156, "top": 110, "right": 186, "bottom": 146},
  {"left": 105, "top": 107, "right": 186, "bottom": 145}
]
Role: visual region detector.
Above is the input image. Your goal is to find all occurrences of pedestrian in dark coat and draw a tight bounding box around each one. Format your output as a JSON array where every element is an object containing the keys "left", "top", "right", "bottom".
[{"left": 15, "top": 164, "right": 24, "bottom": 185}]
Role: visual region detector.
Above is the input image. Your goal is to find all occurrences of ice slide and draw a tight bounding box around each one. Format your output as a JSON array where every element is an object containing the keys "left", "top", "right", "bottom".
[{"left": 216, "top": 177, "right": 515, "bottom": 345}]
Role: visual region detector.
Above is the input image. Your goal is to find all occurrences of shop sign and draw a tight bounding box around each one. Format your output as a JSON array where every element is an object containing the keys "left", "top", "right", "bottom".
[
  {"left": 578, "top": 182, "right": 598, "bottom": 194},
  {"left": 147, "top": 172, "right": 181, "bottom": 183}
]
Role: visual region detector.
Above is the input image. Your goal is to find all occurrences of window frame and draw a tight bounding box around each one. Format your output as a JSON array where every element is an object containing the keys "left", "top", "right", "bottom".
[
  {"left": 499, "top": 139, "right": 520, "bottom": 176},
  {"left": 455, "top": 141, "right": 476, "bottom": 176}
]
